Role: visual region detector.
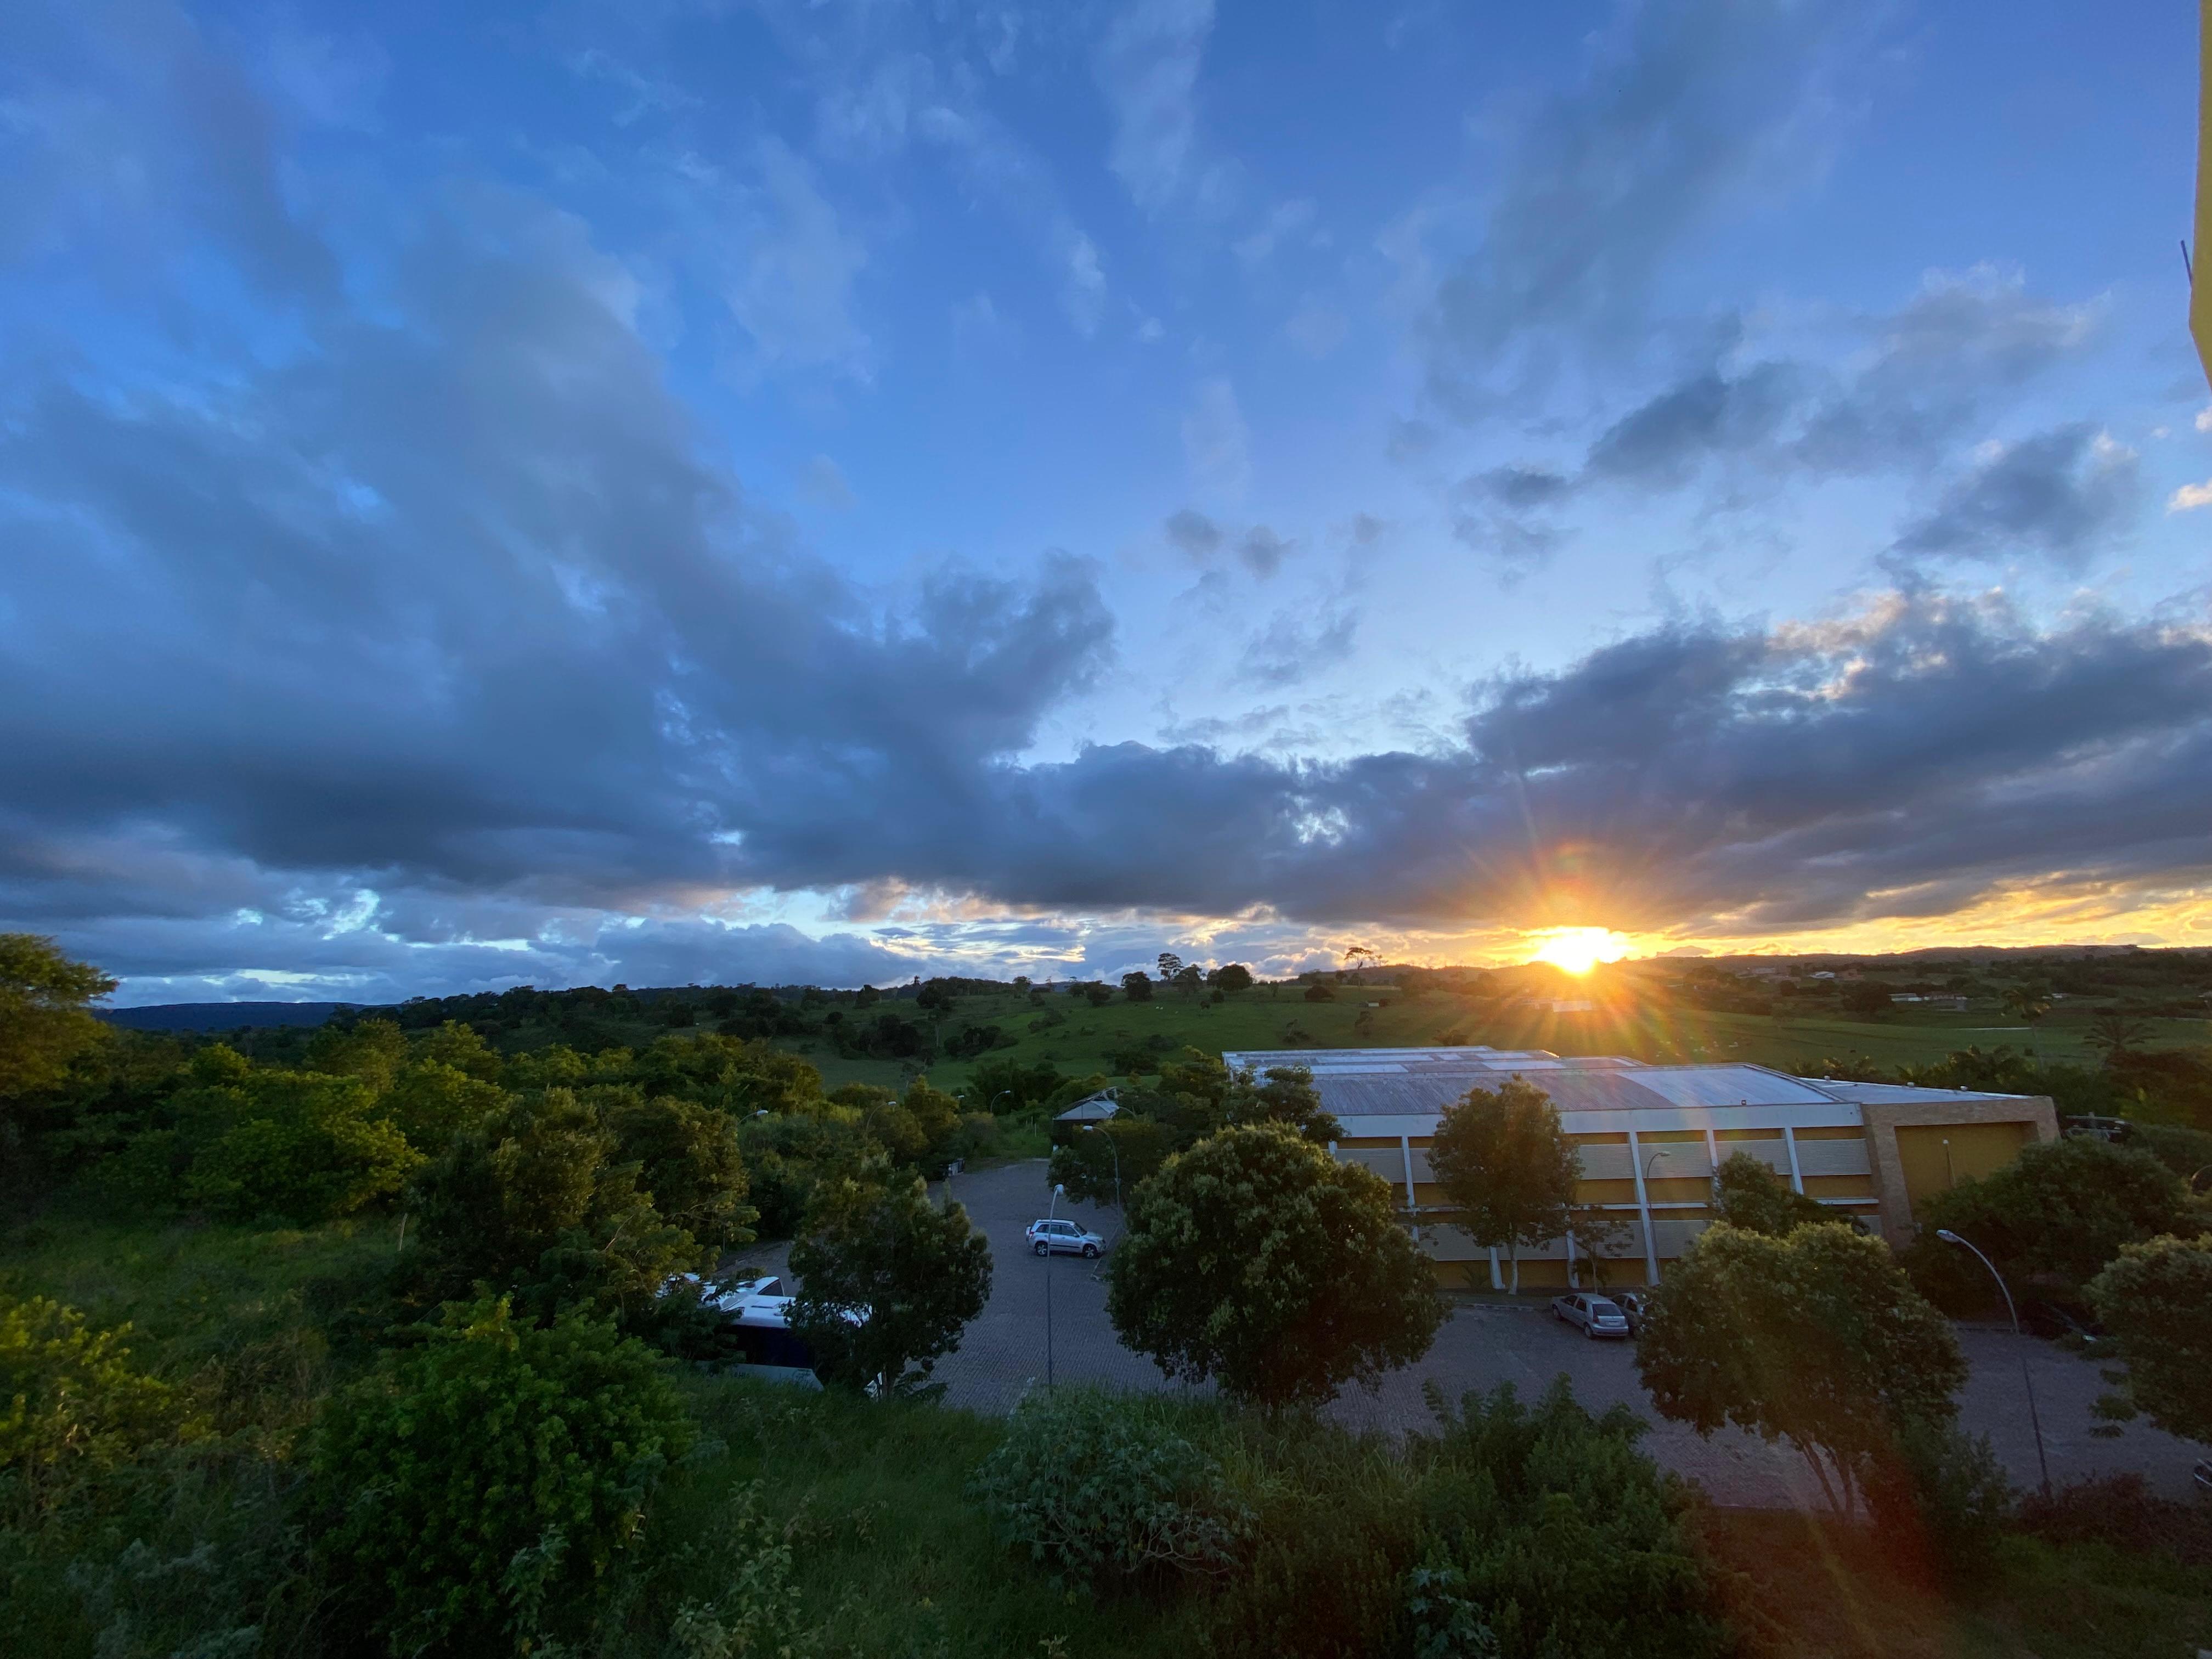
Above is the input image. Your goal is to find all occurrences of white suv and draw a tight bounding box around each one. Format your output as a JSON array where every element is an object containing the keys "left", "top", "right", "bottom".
[{"left": 1026, "top": 1218, "right": 1104, "bottom": 1258}]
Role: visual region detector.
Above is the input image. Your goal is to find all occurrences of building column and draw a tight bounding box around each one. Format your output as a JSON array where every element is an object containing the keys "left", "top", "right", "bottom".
[
  {"left": 1782, "top": 1125, "right": 1805, "bottom": 1194},
  {"left": 1399, "top": 1136, "right": 1417, "bottom": 1209},
  {"left": 1627, "top": 1127, "right": 1659, "bottom": 1286}
]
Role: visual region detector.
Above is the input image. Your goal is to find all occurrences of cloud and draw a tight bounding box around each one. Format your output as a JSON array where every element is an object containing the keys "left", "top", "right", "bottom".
[
  {"left": 1476, "top": 267, "right": 2106, "bottom": 513},
  {"left": 1238, "top": 605, "right": 1359, "bottom": 687},
  {"left": 1891, "top": 424, "right": 2139, "bottom": 565},
  {"left": 1094, "top": 0, "right": 1217, "bottom": 213},
  {"left": 1421, "top": 0, "right": 1872, "bottom": 404},
  {"left": 1236, "top": 527, "right": 1292, "bottom": 578},
  {"left": 1181, "top": 376, "right": 1251, "bottom": 496},
  {"left": 1164, "top": 508, "right": 1225, "bottom": 557},
  {"left": 2171, "top": 479, "right": 2212, "bottom": 512},
  {"left": 720, "top": 137, "right": 872, "bottom": 381}
]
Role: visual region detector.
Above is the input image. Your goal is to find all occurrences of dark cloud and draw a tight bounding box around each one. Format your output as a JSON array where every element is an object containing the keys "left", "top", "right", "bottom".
[
  {"left": 1471, "top": 466, "right": 1575, "bottom": 510},
  {"left": 1237, "top": 527, "right": 1292, "bottom": 577},
  {"left": 1164, "top": 506, "right": 1225, "bottom": 556},
  {"left": 1237, "top": 605, "right": 1359, "bottom": 687},
  {"left": 1891, "top": 424, "right": 2140, "bottom": 566},
  {"left": 1583, "top": 361, "right": 1805, "bottom": 484},
  {"left": 1471, "top": 269, "right": 2107, "bottom": 544},
  {"left": 1423, "top": 0, "right": 1870, "bottom": 406}
]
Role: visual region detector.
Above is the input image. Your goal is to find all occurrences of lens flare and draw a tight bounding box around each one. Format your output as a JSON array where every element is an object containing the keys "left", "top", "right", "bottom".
[{"left": 1528, "top": 927, "right": 1631, "bottom": 975}]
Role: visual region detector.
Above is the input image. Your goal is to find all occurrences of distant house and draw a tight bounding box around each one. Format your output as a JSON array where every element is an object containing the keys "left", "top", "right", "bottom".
[{"left": 1051, "top": 1088, "right": 1120, "bottom": 1144}]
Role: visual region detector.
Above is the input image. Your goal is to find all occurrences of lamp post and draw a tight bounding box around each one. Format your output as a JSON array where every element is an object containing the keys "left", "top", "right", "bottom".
[
  {"left": 1083, "top": 1122, "right": 1123, "bottom": 1213},
  {"left": 1046, "top": 1181, "right": 1065, "bottom": 1389},
  {"left": 1638, "top": 1148, "right": 1671, "bottom": 1285},
  {"left": 1937, "top": 1227, "right": 2052, "bottom": 1498}
]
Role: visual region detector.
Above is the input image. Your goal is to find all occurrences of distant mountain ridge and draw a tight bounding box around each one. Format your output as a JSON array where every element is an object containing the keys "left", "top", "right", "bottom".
[{"left": 100, "top": 1001, "right": 353, "bottom": 1032}]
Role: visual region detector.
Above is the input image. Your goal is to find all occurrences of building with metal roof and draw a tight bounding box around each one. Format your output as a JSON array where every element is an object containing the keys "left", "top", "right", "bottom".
[{"left": 1222, "top": 1046, "right": 2057, "bottom": 1288}]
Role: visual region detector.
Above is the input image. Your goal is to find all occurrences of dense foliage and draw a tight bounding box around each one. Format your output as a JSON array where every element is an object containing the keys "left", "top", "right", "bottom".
[
  {"left": 970, "top": 1387, "right": 1252, "bottom": 1589},
  {"left": 1637, "top": 1221, "right": 1967, "bottom": 1514},
  {"left": 313, "top": 1297, "right": 694, "bottom": 1652},
  {"left": 2087, "top": 1232, "right": 2212, "bottom": 1446},
  {"left": 1427, "top": 1077, "right": 1582, "bottom": 1293},
  {"left": 1902, "top": 1135, "right": 2202, "bottom": 1309},
  {"left": 1711, "top": 1149, "right": 1848, "bottom": 1237},
  {"left": 1107, "top": 1124, "right": 1443, "bottom": 1409},
  {"left": 788, "top": 1173, "right": 992, "bottom": 1395}
]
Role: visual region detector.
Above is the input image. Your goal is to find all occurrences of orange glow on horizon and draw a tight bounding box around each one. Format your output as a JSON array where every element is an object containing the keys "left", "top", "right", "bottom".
[{"left": 1527, "top": 927, "right": 1633, "bottom": 975}]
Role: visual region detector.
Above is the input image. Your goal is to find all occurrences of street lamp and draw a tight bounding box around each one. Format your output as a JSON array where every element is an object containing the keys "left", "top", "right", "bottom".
[
  {"left": 1937, "top": 1227, "right": 2052, "bottom": 1498},
  {"left": 1638, "top": 1149, "right": 1669, "bottom": 1289},
  {"left": 1046, "top": 1181, "right": 1065, "bottom": 1389},
  {"left": 1082, "top": 1122, "right": 1123, "bottom": 1212}
]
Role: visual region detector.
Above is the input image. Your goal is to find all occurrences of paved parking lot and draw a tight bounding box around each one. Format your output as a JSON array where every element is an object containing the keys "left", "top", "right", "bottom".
[{"left": 748, "top": 1159, "right": 2202, "bottom": 1506}]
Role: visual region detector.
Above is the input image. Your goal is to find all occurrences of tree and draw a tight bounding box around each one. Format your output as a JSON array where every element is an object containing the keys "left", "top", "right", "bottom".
[
  {"left": 1047, "top": 1116, "right": 1175, "bottom": 1205},
  {"left": 170, "top": 1049, "right": 421, "bottom": 1224},
  {"left": 1207, "top": 962, "right": 1254, "bottom": 994},
  {"left": 0, "top": 934, "right": 116, "bottom": 1107},
  {"left": 1153, "top": 1049, "right": 1341, "bottom": 1145},
  {"left": 1081, "top": 982, "right": 1115, "bottom": 1007},
  {"left": 1711, "top": 1149, "right": 1848, "bottom": 1238},
  {"left": 1342, "top": 944, "right": 1380, "bottom": 974},
  {"left": 2001, "top": 986, "right": 2053, "bottom": 1026},
  {"left": 313, "top": 1298, "right": 693, "bottom": 1652},
  {"left": 409, "top": 1089, "right": 703, "bottom": 1324},
  {"left": 1121, "top": 970, "right": 1155, "bottom": 1002},
  {"left": 1636, "top": 1222, "right": 1966, "bottom": 1514},
  {"left": 1106, "top": 1124, "right": 1442, "bottom": 1409},
  {"left": 1157, "top": 952, "right": 1185, "bottom": 984},
  {"left": 1839, "top": 981, "right": 1894, "bottom": 1019},
  {"left": 2086, "top": 1008, "right": 2152, "bottom": 1063},
  {"left": 788, "top": 1172, "right": 992, "bottom": 1396},
  {"left": 1903, "top": 1135, "right": 2197, "bottom": 1307},
  {"left": 603, "top": 1093, "right": 757, "bottom": 1252},
  {"left": 2087, "top": 1232, "right": 2212, "bottom": 1445},
  {"left": 1427, "top": 1078, "right": 1582, "bottom": 1293}
]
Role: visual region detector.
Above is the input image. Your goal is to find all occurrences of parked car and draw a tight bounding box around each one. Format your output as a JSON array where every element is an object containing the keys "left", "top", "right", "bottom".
[
  {"left": 1550, "top": 1292, "right": 1631, "bottom": 1339},
  {"left": 1026, "top": 1217, "right": 1104, "bottom": 1258},
  {"left": 1610, "top": 1290, "right": 1651, "bottom": 1335}
]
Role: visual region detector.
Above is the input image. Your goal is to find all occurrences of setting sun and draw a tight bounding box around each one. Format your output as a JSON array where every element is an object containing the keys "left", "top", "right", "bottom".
[{"left": 1527, "top": 927, "right": 1632, "bottom": 975}]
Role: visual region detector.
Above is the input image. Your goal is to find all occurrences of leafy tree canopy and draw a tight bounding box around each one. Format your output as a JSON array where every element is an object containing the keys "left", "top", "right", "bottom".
[
  {"left": 1904, "top": 1134, "right": 2200, "bottom": 1307},
  {"left": 0, "top": 933, "right": 116, "bottom": 1107},
  {"left": 1711, "top": 1149, "right": 1850, "bottom": 1238},
  {"left": 2088, "top": 1232, "right": 2212, "bottom": 1446},
  {"left": 1107, "top": 1124, "right": 1442, "bottom": 1409},
  {"left": 788, "top": 1172, "right": 992, "bottom": 1396},
  {"left": 1427, "top": 1077, "right": 1581, "bottom": 1293},
  {"left": 1637, "top": 1221, "right": 1966, "bottom": 1514}
]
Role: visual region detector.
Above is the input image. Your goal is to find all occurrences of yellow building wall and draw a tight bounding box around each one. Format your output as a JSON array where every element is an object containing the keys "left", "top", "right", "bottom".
[{"left": 1893, "top": 1121, "right": 2036, "bottom": 1216}]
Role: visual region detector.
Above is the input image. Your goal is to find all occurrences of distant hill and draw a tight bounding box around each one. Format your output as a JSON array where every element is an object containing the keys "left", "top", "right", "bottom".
[{"left": 100, "top": 1001, "right": 352, "bottom": 1032}]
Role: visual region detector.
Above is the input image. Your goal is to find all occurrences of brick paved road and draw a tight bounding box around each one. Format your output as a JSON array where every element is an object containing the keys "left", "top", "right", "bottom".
[{"left": 744, "top": 1159, "right": 2203, "bottom": 1505}]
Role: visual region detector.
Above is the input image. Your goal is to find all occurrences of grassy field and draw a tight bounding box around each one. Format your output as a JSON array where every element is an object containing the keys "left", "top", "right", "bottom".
[{"left": 836, "top": 981, "right": 2211, "bottom": 1098}]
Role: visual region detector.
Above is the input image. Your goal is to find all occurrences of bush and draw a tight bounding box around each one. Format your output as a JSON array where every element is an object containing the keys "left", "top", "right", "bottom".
[
  {"left": 0, "top": 1296, "right": 190, "bottom": 1521},
  {"left": 969, "top": 1387, "right": 1251, "bottom": 1590},
  {"left": 1863, "top": 1420, "right": 2014, "bottom": 1583},
  {"left": 312, "top": 1297, "right": 693, "bottom": 1652},
  {"left": 1408, "top": 1379, "right": 1730, "bottom": 1659}
]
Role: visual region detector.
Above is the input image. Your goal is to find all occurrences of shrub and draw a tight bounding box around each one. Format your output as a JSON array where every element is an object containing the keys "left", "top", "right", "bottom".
[
  {"left": 1903, "top": 1135, "right": 2196, "bottom": 1309},
  {"left": 788, "top": 1174, "right": 991, "bottom": 1395},
  {"left": 2086, "top": 1231, "right": 2212, "bottom": 1444},
  {"left": 312, "top": 1297, "right": 693, "bottom": 1653},
  {"left": 1863, "top": 1420, "right": 2014, "bottom": 1583},
  {"left": 969, "top": 1387, "right": 1251, "bottom": 1590},
  {"left": 1409, "top": 1379, "right": 1729, "bottom": 1659},
  {"left": 0, "top": 1296, "right": 189, "bottom": 1520}
]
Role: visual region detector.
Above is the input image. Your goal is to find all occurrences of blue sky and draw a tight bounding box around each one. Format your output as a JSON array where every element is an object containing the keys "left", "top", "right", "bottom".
[{"left": 3, "top": 0, "right": 2209, "bottom": 1003}]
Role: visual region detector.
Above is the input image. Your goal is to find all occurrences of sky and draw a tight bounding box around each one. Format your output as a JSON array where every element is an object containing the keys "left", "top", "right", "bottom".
[{"left": 3, "top": 0, "right": 2210, "bottom": 1006}]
